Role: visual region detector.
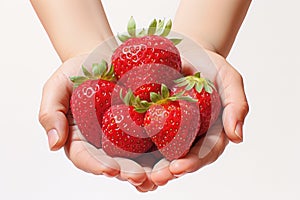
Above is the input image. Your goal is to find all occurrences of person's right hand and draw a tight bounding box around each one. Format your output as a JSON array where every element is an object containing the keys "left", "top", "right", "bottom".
[{"left": 38, "top": 55, "right": 155, "bottom": 189}]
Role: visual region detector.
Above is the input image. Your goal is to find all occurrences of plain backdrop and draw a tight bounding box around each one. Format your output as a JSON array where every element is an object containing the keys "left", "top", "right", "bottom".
[{"left": 0, "top": 0, "right": 299, "bottom": 199}]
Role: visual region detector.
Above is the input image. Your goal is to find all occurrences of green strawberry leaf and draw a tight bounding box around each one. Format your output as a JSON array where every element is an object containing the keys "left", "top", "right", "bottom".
[
  {"left": 117, "top": 34, "right": 130, "bottom": 42},
  {"left": 119, "top": 88, "right": 125, "bottom": 103},
  {"left": 127, "top": 16, "right": 136, "bottom": 37},
  {"left": 92, "top": 63, "right": 102, "bottom": 77},
  {"left": 204, "top": 82, "right": 213, "bottom": 94},
  {"left": 160, "top": 19, "right": 172, "bottom": 37},
  {"left": 105, "top": 65, "right": 114, "bottom": 77},
  {"left": 70, "top": 76, "right": 88, "bottom": 83},
  {"left": 176, "top": 80, "right": 189, "bottom": 87},
  {"left": 156, "top": 19, "right": 165, "bottom": 35},
  {"left": 150, "top": 92, "right": 161, "bottom": 103},
  {"left": 99, "top": 60, "right": 108, "bottom": 76},
  {"left": 140, "top": 100, "right": 150, "bottom": 107},
  {"left": 134, "top": 108, "right": 148, "bottom": 113},
  {"left": 161, "top": 84, "right": 170, "bottom": 99},
  {"left": 185, "top": 82, "right": 196, "bottom": 91},
  {"left": 82, "top": 65, "right": 92, "bottom": 78},
  {"left": 137, "top": 28, "right": 147, "bottom": 37},
  {"left": 123, "top": 90, "right": 134, "bottom": 105},
  {"left": 69, "top": 76, "right": 88, "bottom": 88},
  {"left": 195, "top": 82, "right": 204, "bottom": 93},
  {"left": 148, "top": 19, "right": 157, "bottom": 35},
  {"left": 174, "top": 76, "right": 187, "bottom": 83},
  {"left": 169, "top": 38, "right": 182, "bottom": 45},
  {"left": 173, "top": 90, "right": 185, "bottom": 97}
]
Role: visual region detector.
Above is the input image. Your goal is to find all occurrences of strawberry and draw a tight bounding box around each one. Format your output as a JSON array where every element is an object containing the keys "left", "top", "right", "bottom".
[
  {"left": 112, "top": 17, "right": 182, "bottom": 80},
  {"left": 101, "top": 91, "right": 153, "bottom": 158},
  {"left": 70, "top": 60, "right": 116, "bottom": 148},
  {"left": 134, "top": 83, "right": 161, "bottom": 102},
  {"left": 117, "top": 63, "right": 183, "bottom": 94},
  {"left": 173, "top": 72, "right": 221, "bottom": 136},
  {"left": 144, "top": 84, "right": 200, "bottom": 161}
]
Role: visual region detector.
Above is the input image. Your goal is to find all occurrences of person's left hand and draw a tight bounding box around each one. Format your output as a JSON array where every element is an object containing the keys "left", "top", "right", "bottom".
[{"left": 148, "top": 49, "right": 249, "bottom": 187}]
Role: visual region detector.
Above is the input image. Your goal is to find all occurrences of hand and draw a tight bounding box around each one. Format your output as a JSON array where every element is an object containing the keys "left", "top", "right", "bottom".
[
  {"left": 149, "top": 49, "right": 249, "bottom": 185},
  {"left": 38, "top": 55, "right": 156, "bottom": 189}
]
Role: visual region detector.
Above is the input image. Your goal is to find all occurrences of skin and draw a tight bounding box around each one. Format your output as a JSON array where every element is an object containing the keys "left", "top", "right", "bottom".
[{"left": 32, "top": 0, "right": 250, "bottom": 192}]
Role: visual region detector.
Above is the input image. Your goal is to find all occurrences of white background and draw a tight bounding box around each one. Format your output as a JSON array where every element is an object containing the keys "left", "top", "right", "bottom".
[{"left": 0, "top": 0, "right": 299, "bottom": 199}]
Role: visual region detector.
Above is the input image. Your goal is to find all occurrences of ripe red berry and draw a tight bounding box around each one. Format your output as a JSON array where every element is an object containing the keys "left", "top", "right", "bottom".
[
  {"left": 101, "top": 104, "right": 153, "bottom": 158},
  {"left": 143, "top": 84, "right": 200, "bottom": 161},
  {"left": 173, "top": 72, "right": 221, "bottom": 135},
  {"left": 70, "top": 60, "right": 116, "bottom": 148}
]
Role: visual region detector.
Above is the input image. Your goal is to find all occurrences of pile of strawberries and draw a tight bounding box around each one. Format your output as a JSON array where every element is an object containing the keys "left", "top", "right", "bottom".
[{"left": 70, "top": 17, "right": 221, "bottom": 161}]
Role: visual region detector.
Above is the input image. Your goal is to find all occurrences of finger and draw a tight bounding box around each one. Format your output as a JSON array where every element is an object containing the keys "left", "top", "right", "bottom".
[
  {"left": 39, "top": 69, "right": 73, "bottom": 150},
  {"left": 65, "top": 126, "right": 120, "bottom": 176},
  {"left": 151, "top": 159, "right": 174, "bottom": 186},
  {"left": 169, "top": 154, "right": 201, "bottom": 176},
  {"left": 39, "top": 55, "right": 87, "bottom": 150},
  {"left": 135, "top": 167, "right": 158, "bottom": 193},
  {"left": 114, "top": 157, "right": 147, "bottom": 186},
  {"left": 216, "top": 60, "right": 249, "bottom": 143}
]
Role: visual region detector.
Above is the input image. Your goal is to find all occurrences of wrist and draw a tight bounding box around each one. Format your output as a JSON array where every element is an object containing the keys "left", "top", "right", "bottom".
[{"left": 56, "top": 31, "right": 115, "bottom": 62}]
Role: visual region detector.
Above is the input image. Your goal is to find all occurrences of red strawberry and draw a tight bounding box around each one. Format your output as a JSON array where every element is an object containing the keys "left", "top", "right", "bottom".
[
  {"left": 101, "top": 92, "right": 153, "bottom": 158},
  {"left": 117, "top": 63, "right": 182, "bottom": 94},
  {"left": 173, "top": 72, "right": 221, "bottom": 136},
  {"left": 70, "top": 60, "right": 116, "bottom": 148},
  {"left": 134, "top": 83, "right": 162, "bottom": 102},
  {"left": 112, "top": 17, "right": 182, "bottom": 80},
  {"left": 70, "top": 80, "right": 102, "bottom": 148},
  {"left": 144, "top": 84, "right": 200, "bottom": 161}
]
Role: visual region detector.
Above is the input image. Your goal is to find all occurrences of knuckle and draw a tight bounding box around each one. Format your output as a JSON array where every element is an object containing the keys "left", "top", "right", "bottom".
[
  {"left": 38, "top": 110, "right": 50, "bottom": 127},
  {"left": 240, "top": 101, "right": 250, "bottom": 116}
]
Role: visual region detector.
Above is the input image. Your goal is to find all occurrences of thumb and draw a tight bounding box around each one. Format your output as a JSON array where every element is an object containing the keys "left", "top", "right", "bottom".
[
  {"left": 217, "top": 61, "right": 249, "bottom": 143},
  {"left": 39, "top": 69, "right": 72, "bottom": 151}
]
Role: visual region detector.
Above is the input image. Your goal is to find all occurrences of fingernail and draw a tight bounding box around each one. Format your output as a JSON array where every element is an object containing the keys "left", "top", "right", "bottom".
[
  {"left": 234, "top": 122, "right": 243, "bottom": 142},
  {"left": 128, "top": 178, "right": 142, "bottom": 186},
  {"left": 47, "top": 129, "right": 59, "bottom": 150},
  {"left": 174, "top": 171, "right": 187, "bottom": 177},
  {"left": 150, "top": 185, "right": 158, "bottom": 191}
]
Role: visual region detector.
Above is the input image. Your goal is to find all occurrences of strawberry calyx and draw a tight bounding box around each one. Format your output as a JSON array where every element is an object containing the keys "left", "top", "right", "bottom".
[
  {"left": 70, "top": 60, "right": 115, "bottom": 88},
  {"left": 150, "top": 84, "right": 197, "bottom": 105},
  {"left": 120, "top": 84, "right": 196, "bottom": 113},
  {"left": 117, "top": 16, "right": 182, "bottom": 45},
  {"left": 120, "top": 89, "right": 151, "bottom": 113},
  {"left": 174, "top": 72, "right": 216, "bottom": 94}
]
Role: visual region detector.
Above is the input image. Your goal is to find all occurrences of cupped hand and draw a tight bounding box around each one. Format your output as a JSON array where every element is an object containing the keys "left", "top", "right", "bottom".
[
  {"left": 150, "top": 49, "right": 249, "bottom": 185},
  {"left": 38, "top": 55, "right": 155, "bottom": 189}
]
